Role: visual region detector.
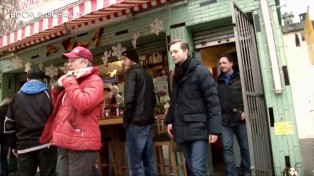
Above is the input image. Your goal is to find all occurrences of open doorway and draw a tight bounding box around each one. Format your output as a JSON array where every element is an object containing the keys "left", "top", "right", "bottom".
[{"left": 199, "top": 43, "right": 243, "bottom": 175}]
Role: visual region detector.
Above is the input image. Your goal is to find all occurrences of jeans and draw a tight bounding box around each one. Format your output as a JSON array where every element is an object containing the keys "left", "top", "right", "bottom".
[
  {"left": 178, "top": 140, "right": 208, "bottom": 176},
  {"left": 221, "top": 123, "right": 251, "bottom": 176},
  {"left": 0, "top": 141, "right": 9, "bottom": 176},
  {"left": 125, "top": 124, "right": 157, "bottom": 176}
]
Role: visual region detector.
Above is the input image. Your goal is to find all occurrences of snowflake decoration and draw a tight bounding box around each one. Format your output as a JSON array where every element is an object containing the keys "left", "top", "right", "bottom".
[
  {"left": 112, "top": 43, "right": 126, "bottom": 60},
  {"left": 132, "top": 32, "right": 140, "bottom": 48},
  {"left": 101, "top": 51, "right": 111, "bottom": 65},
  {"left": 11, "top": 57, "right": 23, "bottom": 69},
  {"left": 150, "top": 19, "right": 163, "bottom": 35},
  {"left": 59, "top": 62, "right": 69, "bottom": 74},
  {"left": 39, "top": 63, "right": 44, "bottom": 71},
  {"left": 45, "top": 65, "right": 59, "bottom": 78},
  {"left": 25, "top": 62, "right": 32, "bottom": 73}
]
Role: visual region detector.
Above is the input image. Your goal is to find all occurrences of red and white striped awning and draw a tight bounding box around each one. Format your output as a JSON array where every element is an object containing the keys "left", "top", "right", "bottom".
[{"left": 0, "top": 0, "right": 169, "bottom": 53}]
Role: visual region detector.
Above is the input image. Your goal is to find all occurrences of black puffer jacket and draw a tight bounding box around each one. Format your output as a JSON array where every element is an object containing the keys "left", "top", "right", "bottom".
[
  {"left": 165, "top": 58, "right": 221, "bottom": 143},
  {"left": 217, "top": 71, "right": 244, "bottom": 127},
  {"left": 123, "top": 64, "right": 156, "bottom": 126}
]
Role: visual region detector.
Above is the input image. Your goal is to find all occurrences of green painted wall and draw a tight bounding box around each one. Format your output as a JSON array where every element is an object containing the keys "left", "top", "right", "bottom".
[
  {"left": 1, "top": 73, "right": 16, "bottom": 101},
  {"left": 253, "top": 2, "right": 303, "bottom": 175},
  {"left": 0, "top": 0, "right": 303, "bottom": 174}
]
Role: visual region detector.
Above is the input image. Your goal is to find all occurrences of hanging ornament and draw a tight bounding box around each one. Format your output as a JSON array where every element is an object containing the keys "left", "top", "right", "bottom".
[
  {"left": 45, "top": 65, "right": 59, "bottom": 78},
  {"left": 92, "top": 27, "right": 104, "bottom": 47},
  {"left": 11, "top": 57, "right": 23, "bottom": 69},
  {"left": 39, "top": 63, "right": 44, "bottom": 71},
  {"left": 59, "top": 62, "right": 69, "bottom": 74},
  {"left": 46, "top": 44, "right": 59, "bottom": 57},
  {"left": 132, "top": 32, "right": 140, "bottom": 48},
  {"left": 150, "top": 19, "right": 163, "bottom": 35},
  {"left": 112, "top": 43, "right": 126, "bottom": 60},
  {"left": 62, "top": 37, "right": 74, "bottom": 52},
  {"left": 153, "top": 52, "right": 163, "bottom": 64},
  {"left": 25, "top": 62, "right": 32, "bottom": 73},
  {"left": 101, "top": 51, "right": 111, "bottom": 65}
]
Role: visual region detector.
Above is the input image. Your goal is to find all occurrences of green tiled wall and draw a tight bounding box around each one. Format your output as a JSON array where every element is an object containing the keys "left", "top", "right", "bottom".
[{"left": 253, "top": 5, "right": 303, "bottom": 175}]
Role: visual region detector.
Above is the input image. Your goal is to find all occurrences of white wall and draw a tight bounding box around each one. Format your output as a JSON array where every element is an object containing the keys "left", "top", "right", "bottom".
[{"left": 283, "top": 31, "right": 314, "bottom": 138}]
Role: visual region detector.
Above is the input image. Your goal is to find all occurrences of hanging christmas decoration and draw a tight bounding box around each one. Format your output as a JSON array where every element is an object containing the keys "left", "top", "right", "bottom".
[
  {"left": 45, "top": 65, "right": 59, "bottom": 78},
  {"left": 46, "top": 44, "right": 59, "bottom": 57},
  {"left": 101, "top": 51, "right": 111, "bottom": 65},
  {"left": 59, "top": 62, "right": 69, "bottom": 74},
  {"left": 73, "top": 41, "right": 90, "bottom": 48},
  {"left": 153, "top": 52, "right": 163, "bottom": 64},
  {"left": 62, "top": 37, "right": 74, "bottom": 51},
  {"left": 25, "top": 62, "right": 32, "bottom": 73},
  {"left": 92, "top": 27, "right": 104, "bottom": 47},
  {"left": 112, "top": 43, "right": 126, "bottom": 60},
  {"left": 150, "top": 19, "right": 163, "bottom": 35},
  {"left": 11, "top": 57, "right": 23, "bottom": 69},
  {"left": 132, "top": 32, "right": 140, "bottom": 48},
  {"left": 39, "top": 63, "right": 44, "bottom": 71}
]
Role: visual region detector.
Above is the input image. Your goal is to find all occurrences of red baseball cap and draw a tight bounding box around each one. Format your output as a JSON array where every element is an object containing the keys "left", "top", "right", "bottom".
[{"left": 62, "top": 46, "right": 93, "bottom": 62}]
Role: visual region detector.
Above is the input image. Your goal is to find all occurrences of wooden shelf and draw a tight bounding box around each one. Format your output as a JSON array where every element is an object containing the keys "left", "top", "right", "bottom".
[{"left": 99, "top": 116, "right": 123, "bottom": 125}]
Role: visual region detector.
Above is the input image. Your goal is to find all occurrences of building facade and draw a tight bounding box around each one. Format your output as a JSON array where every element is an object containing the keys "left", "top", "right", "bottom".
[{"left": 282, "top": 21, "right": 314, "bottom": 175}]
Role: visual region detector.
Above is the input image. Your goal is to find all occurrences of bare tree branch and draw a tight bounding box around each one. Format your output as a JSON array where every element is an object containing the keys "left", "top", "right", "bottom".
[{"left": 0, "top": 0, "right": 25, "bottom": 36}]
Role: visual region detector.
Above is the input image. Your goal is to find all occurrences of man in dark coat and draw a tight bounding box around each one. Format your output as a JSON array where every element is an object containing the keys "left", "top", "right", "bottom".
[
  {"left": 121, "top": 48, "right": 157, "bottom": 176},
  {"left": 217, "top": 55, "right": 251, "bottom": 176},
  {"left": 165, "top": 39, "right": 221, "bottom": 176},
  {"left": 4, "top": 69, "right": 57, "bottom": 176}
]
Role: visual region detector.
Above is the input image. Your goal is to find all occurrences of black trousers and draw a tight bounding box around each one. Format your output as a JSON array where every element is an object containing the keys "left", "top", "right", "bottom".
[{"left": 16, "top": 146, "right": 58, "bottom": 176}]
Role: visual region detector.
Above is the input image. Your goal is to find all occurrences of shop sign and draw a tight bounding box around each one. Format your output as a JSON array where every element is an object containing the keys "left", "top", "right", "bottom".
[
  {"left": 19, "top": 0, "right": 42, "bottom": 11},
  {"left": 103, "top": 76, "right": 119, "bottom": 83},
  {"left": 15, "top": 0, "right": 81, "bottom": 22}
]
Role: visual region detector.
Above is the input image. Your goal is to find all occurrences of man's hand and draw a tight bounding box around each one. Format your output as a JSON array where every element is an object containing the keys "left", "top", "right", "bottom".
[
  {"left": 57, "top": 75, "right": 68, "bottom": 87},
  {"left": 12, "top": 149, "right": 18, "bottom": 157},
  {"left": 167, "top": 124, "right": 174, "bottom": 138},
  {"left": 241, "top": 112, "right": 246, "bottom": 121},
  {"left": 208, "top": 134, "right": 218, "bottom": 143}
]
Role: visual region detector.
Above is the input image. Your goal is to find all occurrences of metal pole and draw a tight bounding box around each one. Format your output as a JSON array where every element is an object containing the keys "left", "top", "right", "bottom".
[{"left": 259, "top": 0, "right": 283, "bottom": 94}]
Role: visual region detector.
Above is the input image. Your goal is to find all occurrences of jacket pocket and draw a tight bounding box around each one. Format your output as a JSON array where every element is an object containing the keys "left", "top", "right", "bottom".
[{"left": 183, "top": 113, "right": 208, "bottom": 140}]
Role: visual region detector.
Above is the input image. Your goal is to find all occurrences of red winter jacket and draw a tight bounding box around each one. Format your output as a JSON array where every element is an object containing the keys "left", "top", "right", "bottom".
[{"left": 40, "top": 67, "right": 104, "bottom": 150}]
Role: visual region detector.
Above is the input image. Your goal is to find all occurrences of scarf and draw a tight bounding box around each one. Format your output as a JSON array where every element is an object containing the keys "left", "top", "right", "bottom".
[{"left": 174, "top": 57, "right": 191, "bottom": 83}]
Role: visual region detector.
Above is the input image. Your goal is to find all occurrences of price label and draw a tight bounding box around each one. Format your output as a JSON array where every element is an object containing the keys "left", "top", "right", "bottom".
[{"left": 274, "top": 122, "right": 294, "bottom": 135}]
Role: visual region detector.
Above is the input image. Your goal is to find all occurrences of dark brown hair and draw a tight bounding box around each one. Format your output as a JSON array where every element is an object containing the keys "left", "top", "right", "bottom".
[{"left": 218, "top": 54, "right": 234, "bottom": 63}]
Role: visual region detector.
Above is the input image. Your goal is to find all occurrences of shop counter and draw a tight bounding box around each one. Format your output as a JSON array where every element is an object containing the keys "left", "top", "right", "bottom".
[
  {"left": 98, "top": 116, "right": 125, "bottom": 176},
  {"left": 99, "top": 116, "right": 123, "bottom": 125}
]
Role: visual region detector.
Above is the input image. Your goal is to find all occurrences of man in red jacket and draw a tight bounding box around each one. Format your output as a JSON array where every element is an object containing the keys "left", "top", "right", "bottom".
[{"left": 40, "top": 46, "right": 104, "bottom": 175}]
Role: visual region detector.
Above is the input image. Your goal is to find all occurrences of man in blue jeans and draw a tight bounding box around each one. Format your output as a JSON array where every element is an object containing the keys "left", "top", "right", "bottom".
[
  {"left": 121, "top": 48, "right": 157, "bottom": 176},
  {"left": 165, "top": 39, "right": 221, "bottom": 176},
  {"left": 217, "top": 54, "right": 251, "bottom": 176}
]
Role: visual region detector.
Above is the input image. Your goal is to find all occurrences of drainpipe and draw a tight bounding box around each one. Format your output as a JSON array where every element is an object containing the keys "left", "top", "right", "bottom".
[{"left": 260, "top": 0, "right": 283, "bottom": 94}]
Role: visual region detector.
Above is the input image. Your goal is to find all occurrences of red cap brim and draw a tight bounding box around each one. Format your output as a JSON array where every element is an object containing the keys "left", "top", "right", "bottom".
[{"left": 62, "top": 52, "right": 80, "bottom": 59}]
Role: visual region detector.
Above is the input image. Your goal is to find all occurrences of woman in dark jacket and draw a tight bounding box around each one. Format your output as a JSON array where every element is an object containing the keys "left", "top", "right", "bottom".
[{"left": 0, "top": 98, "right": 11, "bottom": 176}]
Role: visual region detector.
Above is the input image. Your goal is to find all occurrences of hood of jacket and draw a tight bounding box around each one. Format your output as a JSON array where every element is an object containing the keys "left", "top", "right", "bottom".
[{"left": 21, "top": 80, "right": 48, "bottom": 94}]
